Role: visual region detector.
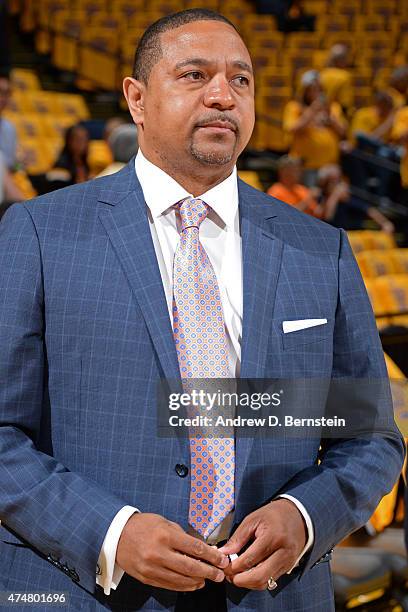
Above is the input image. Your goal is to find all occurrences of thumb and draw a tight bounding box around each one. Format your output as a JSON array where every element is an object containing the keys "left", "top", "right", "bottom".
[{"left": 218, "top": 520, "right": 253, "bottom": 555}]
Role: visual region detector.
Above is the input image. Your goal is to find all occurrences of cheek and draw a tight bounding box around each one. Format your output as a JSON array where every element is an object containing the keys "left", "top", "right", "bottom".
[
  {"left": 146, "top": 96, "right": 190, "bottom": 134},
  {"left": 240, "top": 102, "right": 255, "bottom": 134}
]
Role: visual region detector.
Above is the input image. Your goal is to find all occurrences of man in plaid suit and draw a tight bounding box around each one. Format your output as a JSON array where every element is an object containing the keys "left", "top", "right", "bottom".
[{"left": 0, "top": 9, "right": 404, "bottom": 612}]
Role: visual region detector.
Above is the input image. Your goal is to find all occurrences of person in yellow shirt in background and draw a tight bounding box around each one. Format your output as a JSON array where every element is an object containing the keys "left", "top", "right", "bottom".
[
  {"left": 267, "top": 155, "right": 322, "bottom": 216},
  {"left": 387, "top": 66, "right": 408, "bottom": 109},
  {"left": 283, "top": 70, "right": 347, "bottom": 185},
  {"left": 320, "top": 44, "right": 354, "bottom": 116},
  {"left": 343, "top": 92, "right": 406, "bottom": 202},
  {"left": 350, "top": 92, "right": 395, "bottom": 144}
]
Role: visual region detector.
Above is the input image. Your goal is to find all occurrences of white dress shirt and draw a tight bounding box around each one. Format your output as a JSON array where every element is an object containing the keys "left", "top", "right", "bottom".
[{"left": 96, "top": 149, "right": 314, "bottom": 595}]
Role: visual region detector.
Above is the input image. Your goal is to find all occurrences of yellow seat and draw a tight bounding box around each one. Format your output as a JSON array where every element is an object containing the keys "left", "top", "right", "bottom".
[
  {"left": 303, "top": 0, "right": 328, "bottom": 12},
  {"left": 283, "top": 51, "right": 316, "bottom": 76},
  {"left": 147, "top": 0, "right": 185, "bottom": 15},
  {"left": 52, "top": 20, "right": 82, "bottom": 72},
  {"left": 251, "top": 119, "right": 288, "bottom": 152},
  {"left": 371, "top": 275, "right": 408, "bottom": 316},
  {"left": 353, "top": 15, "right": 387, "bottom": 34},
  {"left": 121, "top": 29, "right": 146, "bottom": 52},
  {"left": 6, "top": 91, "right": 32, "bottom": 114},
  {"left": 286, "top": 33, "right": 321, "bottom": 51},
  {"left": 365, "top": 231, "right": 397, "bottom": 250},
  {"left": 371, "top": 351, "right": 407, "bottom": 531},
  {"left": 248, "top": 32, "right": 284, "bottom": 52},
  {"left": 328, "top": 1, "right": 363, "bottom": 18},
  {"left": 358, "top": 36, "right": 393, "bottom": 54},
  {"left": 88, "top": 14, "right": 121, "bottom": 30},
  {"left": 241, "top": 14, "right": 277, "bottom": 42},
  {"left": 9, "top": 113, "right": 47, "bottom": 140},
  {"left": 88, "top": 140, "right": 113, "bottom": 176},
  {"left": 363, "top": 277, "right": 391, "bottom": 319},
  {"left": 11, "top": 170, "right": 37, "bottom": 199},
  {"left": 54, "top": 94, "right": 90, "bottom": 121},
  {"left": 356, "top": 251, "right": 398, "bottom": 278},
  {"left": 29, "top": 91, "right": 60, "bottom": 115},
  {"left": 123, "top": 12, "right": 164, "bottom": 31},
  {"left": 366, "top": 0, "right": 398, "bottom": 17},
  {"left": 389, "top": 249, "right": 408, "bottom": 274},
  {"left": 255, "top": 87, "right": 292, "bottom": 120},
  {"left": 257, "top": 69, "right": 292, "bottom": 90},
  {"left": 316, "top": 16, "right": 350, "bottom": 33},
  {"left": 78, "top": 28, "right": 119, "bottom": 90},
  {"left": 250, "top": 50, "right": 276, "bottom": 71},
  {"left": 18, "top": 137, "right": 60, "bottom": 175},
  {"left": 348, "top": 231, "right": 368, "bottom": 254},
  {"left": 348, "top": 230, "right": 396, "bottom": 253},
  {"left": 112, "top": 1, "right": 145, "bottom": 21},
  {"left": 238, "top": 171, "right": 263, "bottom": 191}
]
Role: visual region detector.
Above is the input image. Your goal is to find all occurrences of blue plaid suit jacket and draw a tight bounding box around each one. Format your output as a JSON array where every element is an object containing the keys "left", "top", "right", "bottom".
[{"left": 0, "top": 160, "right": 404, "bottom": 611}]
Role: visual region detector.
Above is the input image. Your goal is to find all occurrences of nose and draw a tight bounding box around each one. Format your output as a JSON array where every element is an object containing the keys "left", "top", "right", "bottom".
[{"left": 203, "top": 74, "right": 235, "bottom": 110}]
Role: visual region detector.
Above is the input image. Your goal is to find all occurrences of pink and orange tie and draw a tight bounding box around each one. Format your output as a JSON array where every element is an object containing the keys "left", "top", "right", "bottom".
[{"left": 172, "top": 196, "right": 235, "bottom": 538}]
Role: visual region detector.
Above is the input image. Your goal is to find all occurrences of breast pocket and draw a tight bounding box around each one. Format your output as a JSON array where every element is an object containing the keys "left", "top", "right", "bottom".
[{"left": 282, "top": 321, "right": 331, "bottom": 351}]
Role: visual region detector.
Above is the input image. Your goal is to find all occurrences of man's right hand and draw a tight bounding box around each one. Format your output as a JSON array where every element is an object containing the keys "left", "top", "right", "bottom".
[{"left": 116, "top": 513, "right": 229, "bottom": 591}]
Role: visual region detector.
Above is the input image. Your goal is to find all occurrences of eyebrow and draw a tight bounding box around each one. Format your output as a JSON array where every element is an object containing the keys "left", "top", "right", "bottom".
[{"left": 174, "top": 57, "right": 253, "bottom": 75}]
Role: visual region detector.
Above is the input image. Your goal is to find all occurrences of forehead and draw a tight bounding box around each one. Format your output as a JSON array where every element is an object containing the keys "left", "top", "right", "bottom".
[{"left": 157, "top": 20, "right": 252, "bottom": 68}]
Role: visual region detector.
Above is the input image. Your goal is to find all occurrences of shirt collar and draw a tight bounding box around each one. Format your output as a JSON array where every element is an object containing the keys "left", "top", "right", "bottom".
[{"left": 135, "top": 148, "right": 238, "bottom": 228}]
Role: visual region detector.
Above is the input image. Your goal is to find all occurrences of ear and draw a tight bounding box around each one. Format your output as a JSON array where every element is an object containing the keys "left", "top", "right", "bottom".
[{"left": 123, "top": 77, "right": 145, "bottom": 126}]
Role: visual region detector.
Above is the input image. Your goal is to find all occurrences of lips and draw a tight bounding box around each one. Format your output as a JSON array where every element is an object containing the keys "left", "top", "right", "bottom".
[{"left": 198, "top": 121, "right": 236, "bottom": 132}]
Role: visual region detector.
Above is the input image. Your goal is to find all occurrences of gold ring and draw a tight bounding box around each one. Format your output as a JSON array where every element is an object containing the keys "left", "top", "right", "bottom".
[{"left": 267, "top": 576, "right": 278, "bottom": 590}]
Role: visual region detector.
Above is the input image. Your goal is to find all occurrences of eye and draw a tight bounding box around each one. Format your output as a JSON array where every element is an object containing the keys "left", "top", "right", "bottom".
[
  {"left": 232, "top": 75, "right": 250, "bottom": 87},
  {"left": 183, "top": 71, "right": 204, "bottom": 81}
]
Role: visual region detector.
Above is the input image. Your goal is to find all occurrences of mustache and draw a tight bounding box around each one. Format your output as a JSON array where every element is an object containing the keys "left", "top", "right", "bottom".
[{"left": 194, "top": 113, "right": 239, "bottom": 133}]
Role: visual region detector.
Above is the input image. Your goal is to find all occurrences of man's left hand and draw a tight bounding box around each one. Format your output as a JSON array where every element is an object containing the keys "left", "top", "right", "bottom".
[{"left": 218, "top": 499, "right": 307, "bottom": 590}]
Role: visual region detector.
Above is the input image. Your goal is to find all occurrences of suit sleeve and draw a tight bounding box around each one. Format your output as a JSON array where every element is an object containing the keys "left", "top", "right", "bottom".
[
  {"left": 0, "top": 203, "right": 128, "bottom": 593},
  {"left": 281, "top": 227, "right": 406, "bottom": 574}
]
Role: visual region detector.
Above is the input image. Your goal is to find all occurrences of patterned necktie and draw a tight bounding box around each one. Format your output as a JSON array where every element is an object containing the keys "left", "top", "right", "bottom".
[{"left": 172, "top": 196, "right": 235, "bottom": 538}]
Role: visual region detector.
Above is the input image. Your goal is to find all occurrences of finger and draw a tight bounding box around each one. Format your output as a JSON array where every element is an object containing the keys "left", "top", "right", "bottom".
[
  {"left": 173, "top": 533, "right": 229, "bottom": 569},
  {"left": 229, "top": 548, "right": 288, "bottom": 591},
  {"left": 138, "top": 566, "right": 206, "bottom": 592},
  {"left": 166, "top": 551, "right": 225, "bottom": 583},
  {"left": 217, "top": 517, "right": 255, "bottom": 556},
  {"left": 224, "top": 536, "right": 278, "bottom": 576}
]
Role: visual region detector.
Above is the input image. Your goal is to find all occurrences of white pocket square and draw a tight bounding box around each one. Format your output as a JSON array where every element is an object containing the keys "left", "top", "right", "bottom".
[{"left": 282, "top": 319, "right": 328, "bottom": 334}]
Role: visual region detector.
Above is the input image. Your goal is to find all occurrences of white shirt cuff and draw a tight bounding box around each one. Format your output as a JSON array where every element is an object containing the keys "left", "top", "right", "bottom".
[
  {"left": 278, "top": 494, "right": 314, "bottom": 573},
  {"left": 96, "top": 505, "right": 140, "bottom": 595}
]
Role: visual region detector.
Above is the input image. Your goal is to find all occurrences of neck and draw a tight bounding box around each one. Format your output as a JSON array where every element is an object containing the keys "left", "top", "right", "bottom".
[{"left": 140, "top": 148, "right": 235, "bottom": 196}]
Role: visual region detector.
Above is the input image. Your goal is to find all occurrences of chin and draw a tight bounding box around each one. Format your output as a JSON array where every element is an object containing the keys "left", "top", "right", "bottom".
[{"left": 190, "top": 144, "right": 236, "bottom": 166}]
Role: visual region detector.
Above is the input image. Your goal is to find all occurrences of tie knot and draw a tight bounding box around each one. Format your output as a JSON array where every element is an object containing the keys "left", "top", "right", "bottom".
[{"left": 178, "top": 197, "right": 209, "bottom": 232}]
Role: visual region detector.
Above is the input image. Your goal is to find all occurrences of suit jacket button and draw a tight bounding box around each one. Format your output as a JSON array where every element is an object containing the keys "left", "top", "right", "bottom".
[{"left": 175, "top": 464, "right": 188, "bottom": 478}]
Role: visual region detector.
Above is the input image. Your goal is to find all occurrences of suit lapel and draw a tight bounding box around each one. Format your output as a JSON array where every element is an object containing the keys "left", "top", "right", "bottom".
[
  {"left": 235, "top": 180, "right": 284, "bottom": 500},
  {"left": 98, "top": 163, "right": 181, "bottom": 381}
]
